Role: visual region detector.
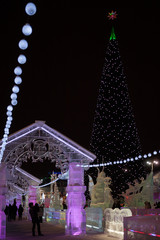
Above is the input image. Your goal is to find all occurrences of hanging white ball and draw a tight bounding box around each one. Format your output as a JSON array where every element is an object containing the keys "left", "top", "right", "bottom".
[
  {"left": 4, "top": 128, "right": 9, "bottom": 134},
  {"left": 6, "top": 111, "right": 12, "bottom": 116},
  {"left": 18, "top": 54, "right": 27, "bottom": 64},
  {"left": 14, "top": 66, "right": 22, "bottom": 75},
  {"left": 18, "top": 39, "right": 28, "bottom": 50},
  {"left": 7, "top": 105, "right": 13, "bottom": 111},
  {"left": 6, "top": 120, "right": 11, "bottom": 124},
  {"left": 7, "top": 116, "right": 13, "bottom": 121},
  {"left": 14, "top": 76, "right": 22, "bottom": 85},
  {"left": 12, "top": 85, "right": 19, "bottom": 93},
  {"left": 25, "top": 2, "right": 37, "bottom": 16},
  {"left": 11, "top": 99, "right": 18, "bottom": 106},
  {"left": 10, "top": 93, "right": 17, "bottom": 100},
  {"left": 1, "top": 145, "right": 5, "bottom": 151},
  {"left": 22, "top": 23, "right": 32, "bottom": 36}
]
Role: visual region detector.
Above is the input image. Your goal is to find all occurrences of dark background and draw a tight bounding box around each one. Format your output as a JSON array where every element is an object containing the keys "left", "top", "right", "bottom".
[{"left": 0, "top": 2, "right": 160, "bottom": 178}]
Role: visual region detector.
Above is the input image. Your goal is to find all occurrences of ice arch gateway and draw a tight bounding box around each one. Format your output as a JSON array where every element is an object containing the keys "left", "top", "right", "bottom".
[{"left": 0, "top": 120, "right": 96, "bottom": 238}]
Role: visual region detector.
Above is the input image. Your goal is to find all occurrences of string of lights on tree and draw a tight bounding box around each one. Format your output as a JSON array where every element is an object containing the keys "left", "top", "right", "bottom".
[
  {"left": 0, "top": 2, "right": 37, "bottom": 163},
  {"left": 88, "top": 11, "right": 148, "bottom": 196}
]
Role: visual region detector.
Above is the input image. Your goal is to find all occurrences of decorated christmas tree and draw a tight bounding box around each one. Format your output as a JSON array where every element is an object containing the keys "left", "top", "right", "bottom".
[{"left": 89, "top": 12, "right": 146, "bottom": 196}]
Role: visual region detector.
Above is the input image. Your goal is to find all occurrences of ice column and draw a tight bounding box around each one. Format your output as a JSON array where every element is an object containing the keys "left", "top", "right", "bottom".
[
  {"left": 66, "top": 162, "right": 86, "bottom": 236},
  {"left": 0, "top": 163, "right": 7, "bottom": 239},
  {"left": 28, "top": 186, "right": 37, "bottom": 205}
]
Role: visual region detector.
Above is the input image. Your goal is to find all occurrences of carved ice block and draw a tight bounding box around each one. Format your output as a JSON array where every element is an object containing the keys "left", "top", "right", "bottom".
[
  {"left": 28, "top": 186, "right": 37, "bottom": 205},
  {"left": 65, "top": 162, "right": 86, "bottom": 236}
]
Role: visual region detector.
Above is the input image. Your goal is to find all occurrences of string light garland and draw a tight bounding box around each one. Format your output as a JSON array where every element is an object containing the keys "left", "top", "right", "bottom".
[
  {"left": 77, "top": 150, "right": 160, "bottom": 168},
  {"left": 0, "top": 2, "right": 37, "bottom": 163}
]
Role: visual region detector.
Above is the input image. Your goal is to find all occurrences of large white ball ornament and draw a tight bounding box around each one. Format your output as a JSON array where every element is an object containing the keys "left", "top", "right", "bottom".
[
  {"left": 7, "top": 105, "right": 13, "bottom": 111},
  {"left": 11, "top": 99, "right": 18, "bottom": 106},
  {"left": 6, "top": 111, "right": 12, "bottom": 116},
  {"left": 12, "top": 85, "right": 20, "bottom": 93},
  {"left": 6, "top": 120, "right": 11, "bottom": 125},
  {"left": 18, "top": 39, "right": 28, "bottom": 50},
  {"left": 1, "top": 145, "right": 5, "bottom": 151},
  {"left": 14, "top": 66, "right": 22, "bottom": 75},
  {"left": 4, "top": 127, "right": 9, "bottom": 132},
  {"left": 22, "top": 24, "right": 32, "bottom": 36},
  {"left": 14, "top": 76, "right": 22, "bottom": 85},
  {"left": 25, "top": 2, "right": 37, "bottom": 16},
  {"left": 18, "top": 54, "right": 27, "bottom": 64},
  {"left": 7, "top": 116, "right": 13, "bottom": 121},
  {"left": 10, "top": 93, "right": 17, "bottom": 100}
]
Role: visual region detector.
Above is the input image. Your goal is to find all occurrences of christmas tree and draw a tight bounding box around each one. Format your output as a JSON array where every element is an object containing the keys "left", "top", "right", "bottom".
[{"left": 89, "top": 13, "right": 145, "bottom": 196}]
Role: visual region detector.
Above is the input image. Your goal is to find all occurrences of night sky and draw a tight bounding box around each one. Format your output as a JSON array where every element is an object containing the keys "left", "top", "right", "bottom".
[{"left": 0, "top": 2, "right": 160, "bottom": 171}]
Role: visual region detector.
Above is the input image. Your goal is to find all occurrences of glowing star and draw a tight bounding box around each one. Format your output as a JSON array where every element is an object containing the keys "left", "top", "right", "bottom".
[{"left": 108, "top": 11, "right": 117, "bottom": 20}]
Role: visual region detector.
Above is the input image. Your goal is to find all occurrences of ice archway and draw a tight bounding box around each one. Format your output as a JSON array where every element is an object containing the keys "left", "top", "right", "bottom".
[{"left": 0, "top": 120, "right": 96, "bottom": 238}]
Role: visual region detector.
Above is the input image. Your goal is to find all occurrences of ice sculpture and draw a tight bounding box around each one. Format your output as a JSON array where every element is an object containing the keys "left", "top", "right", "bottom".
[
  {"left": 65, "top": 162, "right": 86, "bottom": 236},
  {"left": 104, "top": 208, "right": 132, "bottom": 238},
  {"left": 28, "top": 186, "right": 37, "bottom": 205},
  {"left": 91, "top": 170, "right": 113, "bottom": 210},
  {"left": 122, "top": 173, "right": 154, "bottom": 208},
  {"left": 86, "top": 207, "right": 103, "bottom": 232},
  {"left": 124, "top": 215, "right": 160, "bottom": 240}
]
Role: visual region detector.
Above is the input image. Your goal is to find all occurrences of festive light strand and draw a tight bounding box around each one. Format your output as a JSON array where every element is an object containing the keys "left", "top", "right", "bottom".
[
  {"left": 77, "top": 150, "right": 160, "bottom": 168},
  {"left": 0, "top": 2, "right": 37, "bottom": 163}
]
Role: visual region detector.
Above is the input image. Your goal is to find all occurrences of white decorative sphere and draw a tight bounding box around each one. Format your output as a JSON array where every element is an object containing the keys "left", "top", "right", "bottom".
[
  {"left": 18, "top": 54, "right": 27, "bottom": 64},
  {"left": 18, "top": 39, "right": 28, "bottom": 50},
  {"left": 10, "top": 93, "right": 17, "bottom": 100},
  {"left": 7, "top": 105, "right": 13, "bottom": 111},
  {"left": 7, "top": 116, "right": 13, "bottom": 121},
  {"left": 1, "top": 145, "right": 5, "bottom": 151},
  {"left": 12, "top": 85, "right": 20, "bottom": 93},
  {"left": 11, "top": 100, "right": 18, "bottom": 106},
  {"left": 25, "top": 2, "right": 37, "bottom": 16},
  {"left": 4, "top": 127, "right": 9, "bottom": 132},
  {"left": 14, "top": 66, "right": 22, "bottom": 75},
  {"left": 6, "top": 111, "right": 12, "bottom": 116},
  {"left": 14, "top": 76, "right": 22, "bottom": 85},
  {"left": 22, "top": 24, "right": 32, "bottom": 36},
  {"left": 6, "top": 120, "right": 11, "bottom": 125}
]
